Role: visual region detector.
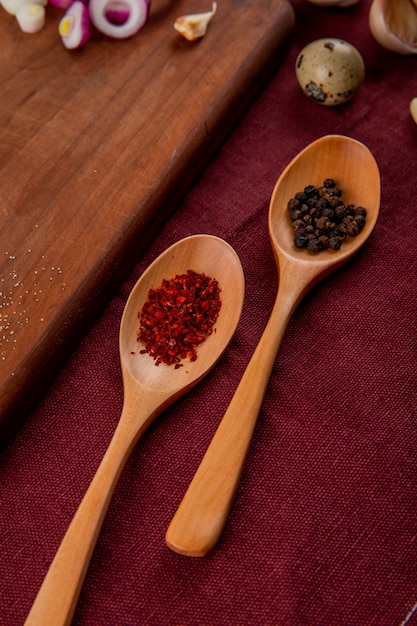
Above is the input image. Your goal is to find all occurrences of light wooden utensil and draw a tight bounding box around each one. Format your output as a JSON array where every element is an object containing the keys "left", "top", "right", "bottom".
[
  {"left": 24, "top": 234, "right": 245, "bottom": 626},
  {"left": 165, "top": 135, "right": 381, "bottom": 557}
]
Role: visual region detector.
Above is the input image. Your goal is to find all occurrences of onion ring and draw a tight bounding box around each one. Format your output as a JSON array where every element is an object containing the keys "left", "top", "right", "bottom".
[{"left": 89, "top": 0, "right": 149, "bottom": 39}]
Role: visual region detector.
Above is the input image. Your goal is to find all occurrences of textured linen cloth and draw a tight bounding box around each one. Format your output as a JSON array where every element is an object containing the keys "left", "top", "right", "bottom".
[{"left": 2, "top": 1, "right": 417, "bottom": 624}]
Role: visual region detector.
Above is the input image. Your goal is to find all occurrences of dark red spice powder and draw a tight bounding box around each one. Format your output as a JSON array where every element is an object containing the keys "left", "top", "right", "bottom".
[{"left": 137, "top": 270, "right": 222, "bottom": 368}]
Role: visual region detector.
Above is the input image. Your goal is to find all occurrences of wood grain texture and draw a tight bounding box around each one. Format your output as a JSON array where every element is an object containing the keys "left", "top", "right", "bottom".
[{"left": 0, "top": 0, "right": 294, "bottom": 447}]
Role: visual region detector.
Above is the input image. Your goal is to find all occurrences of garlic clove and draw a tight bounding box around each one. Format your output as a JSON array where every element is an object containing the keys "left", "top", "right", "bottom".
[
  {"left": 369, "top": 0, "right": 417, "bottom": 54},
  {"left": 174, "top": 2, "right": 216, "bottom": 41},
  {"left": 15, "top": 1, "right": 45, "bottom": 31},
  {"left": 0, "top": 0, "right": 45, "bottom": 16}
]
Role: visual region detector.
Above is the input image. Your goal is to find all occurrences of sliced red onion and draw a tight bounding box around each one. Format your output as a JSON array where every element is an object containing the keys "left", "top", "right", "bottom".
[
  {"left": 59, "top": 0, "right": 90, "bottom": 49},
  {"left": 89, "top": 0, "right": 149, "bottom": 39},
  {"left": 104, "top": 0, "right": 130, "bottom": 25}
]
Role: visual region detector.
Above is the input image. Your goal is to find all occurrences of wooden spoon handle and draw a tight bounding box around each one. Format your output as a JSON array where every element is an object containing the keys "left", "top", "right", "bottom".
[
  {"left": 166, "top": 274, "right": 303, "bottom": 557},
  {"left": 24, "top": 419, "right": 138, "bottom": 626}
]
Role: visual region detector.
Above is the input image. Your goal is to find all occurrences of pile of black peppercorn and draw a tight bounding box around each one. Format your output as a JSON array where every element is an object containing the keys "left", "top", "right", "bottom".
[{"left": 287, "top": 178, "right": 367, "bottom": 253}]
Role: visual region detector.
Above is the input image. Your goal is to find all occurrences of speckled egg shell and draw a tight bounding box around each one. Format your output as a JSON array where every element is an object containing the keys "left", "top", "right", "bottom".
[{"left": 295, "top": 38, "right": 365, "bottom": 106}]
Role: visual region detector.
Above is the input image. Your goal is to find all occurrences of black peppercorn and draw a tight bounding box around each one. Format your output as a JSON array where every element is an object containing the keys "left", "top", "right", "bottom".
[
  {"left": 295, "top": 191, "right": 307, "bottom": 203},
  {"left": 307, "top": 238, "right": 323, "bottom": 253},
  {"left": 329, "top": 237, "right": 342, "bottom": 250},
  {"left": 329, "top": 195, "right": 342, "bottom": 208},
  {"left": 355, "top": 215, "right": 366, "bottom": 229},
  {"left": 354, "top": 206, "right": 367, "bottom": 217},
  {"left": 287, "top": 198, "right": 300, "bottom": 211},
  {"left": 314, "top": 216, "right": 328, "bottom": 231},
  {"left": 293, "top": 219, "right": 305, "bottom": 231},
  {"left": 345, "top": 221, "right": 359, "bottom": 237},
  {"left": 318, "top": 235, "right": 329, "bottom": 248},
  {"left": 334, "top": 204, "right": 347, "bottom": 219},
  {"left": 304, "top": 185, "right": 318, "bottom": 197},
  {"left": 294, "top": 234, "right": 309, "bottom": 248},
  {"left": 322, "top": 206, "right": 334, "bottom": 219},
  {"left": 290, "top": 209, "right": 303, "bottom": 221},
  {"left": 287, "top": 178, "right": 367, "bottom": 253},
  {"left": 316, "top": 197, "right": 327, "bottom": 211}
]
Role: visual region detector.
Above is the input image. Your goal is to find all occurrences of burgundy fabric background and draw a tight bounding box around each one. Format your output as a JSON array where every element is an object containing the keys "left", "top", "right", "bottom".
[{"left": 2, "top": 0, "right": 417, "bottom": 624}]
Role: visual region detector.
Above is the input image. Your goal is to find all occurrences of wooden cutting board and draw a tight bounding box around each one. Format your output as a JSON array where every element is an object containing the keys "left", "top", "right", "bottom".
[{"left": 0, "top": 0, "right": 294, "bottom": 447}]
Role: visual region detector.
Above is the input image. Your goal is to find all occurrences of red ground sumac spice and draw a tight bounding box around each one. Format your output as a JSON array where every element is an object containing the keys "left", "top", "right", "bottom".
[{"left": 137, "top": 270, "right": 222, "bottom": 368}]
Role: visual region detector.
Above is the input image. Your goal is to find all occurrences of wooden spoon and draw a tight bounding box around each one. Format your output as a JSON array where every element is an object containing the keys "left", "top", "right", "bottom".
[
  {"left": 165, "top": 135, "right": 381, "bottom": 557},
  {"left": 24, "top": 234, "right": 245, "bottom": 626}
]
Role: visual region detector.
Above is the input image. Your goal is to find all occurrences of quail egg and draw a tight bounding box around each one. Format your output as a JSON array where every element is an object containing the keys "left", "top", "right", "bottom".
[{"left": 295, "top": 38, "right": 365, "bottom": 106}]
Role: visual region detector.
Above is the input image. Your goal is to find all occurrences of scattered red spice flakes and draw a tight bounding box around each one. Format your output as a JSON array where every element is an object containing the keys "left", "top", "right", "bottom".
[{"left": 137, "top": 269, "right": 222, "bottom": 368}]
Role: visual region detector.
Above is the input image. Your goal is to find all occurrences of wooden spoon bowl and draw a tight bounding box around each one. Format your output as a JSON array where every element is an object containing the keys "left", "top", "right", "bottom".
[
  {"left": 166, "top": 135, "right": 381, "bottom": 557},
  {"left": 120, "top": 234, "right": 246, "bottom": 397},
  {"left": 24, "top": 234, "right": 245, "bottom": 626},
  {"left": 270, "top": 134, "right": 380, "bottom": 299}
]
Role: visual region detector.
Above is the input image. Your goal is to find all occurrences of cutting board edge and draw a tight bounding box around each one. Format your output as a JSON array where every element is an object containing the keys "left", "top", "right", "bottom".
[{"left": 0, "top": 0, "right": 295, "bottom": 449}]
